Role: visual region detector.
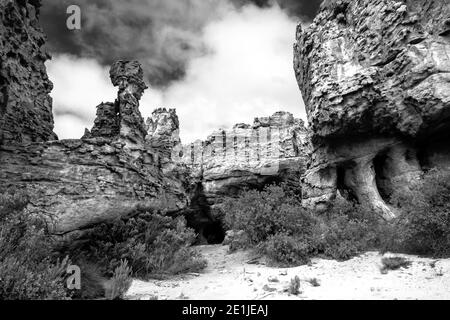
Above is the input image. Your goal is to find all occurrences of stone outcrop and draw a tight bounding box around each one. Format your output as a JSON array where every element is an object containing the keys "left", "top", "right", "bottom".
[
  {"left": 294, "top": 0, "right": 450, "bottom": 218},
  {"left": 0, "top": 138, "right": 187, "bottom": 234},
  {"left": 0, "top": 1, "right": 189, "bottom": 234},
  {"left": 0, "top": 0, "right": 57, "bottom": 146},
  {"left": 146, "top": 108, "right": 182, "bottom": 165},
  {"left": 179, "top": 111, "right": 309, "bottom": 207},
  {"left": 0, "top": 60, "right": 189, "bottom": 234},
  {"left": 84, "top": 60, "right": 149, "bottom": 149}
]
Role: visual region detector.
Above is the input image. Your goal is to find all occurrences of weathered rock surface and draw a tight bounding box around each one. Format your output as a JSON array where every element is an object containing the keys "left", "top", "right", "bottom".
[
  {"left": 146, "top": 107, "right": 182, "bottom": 166},
  {"left": 84, "top": 60, "right": 149, "bottom": 149},
  {"left": 0, "top": 0, "right": 57, "bottom": 146},
  {"left": 0, "top": 60, "right": 189, "bottom": 234},
  {"left": 0, "top": 138, "right": 187, "bottom": 234},
  {"left": 0, "top": 2, "right": 189, "bottom": 234},
  {"left": 180, "top": 112, "right": 309, "bottom": 207},
  {"left": 294, "top": 0, "right": 450, "bottom": 217}
]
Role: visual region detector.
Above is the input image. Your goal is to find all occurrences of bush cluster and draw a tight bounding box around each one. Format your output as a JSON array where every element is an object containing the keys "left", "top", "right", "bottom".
[
  {"left": 222, "top": 185, "right": 323, "bottom": 265},
  {"left": 0, "top": 190, "right": 71, "bottom": 300},
  {"left": 384, "top": 169, "right": 450, "bottom": 256},
  {"left": 320, "top": 199, "right": 385, "bottom": 260},
  {"left": 223, "top": 170, "right": 450, "bottom": 265},
  {"left": 63, "top": 210, "right": 207, "bottom": 280},
  {"left": 222, "top": 183, "right": 387, "bottom": 265},
  {"left": 1, "top": 191, "right": 206, "bottom": 300}
]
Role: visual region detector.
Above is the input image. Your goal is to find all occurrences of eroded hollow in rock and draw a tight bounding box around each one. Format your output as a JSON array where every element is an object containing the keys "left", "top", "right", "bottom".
[
  {"left": 336, "top": 164, "right": 358, "bottom": 202},
  {"left": 419, "top": 132, "right": 450, "bottom": 171},
  {"left": 334, "top": 154, "right": 396, "bottom": 220},
  {"left": 185, "top": 183, "right": 225, "bottom": 245},
  {"left": 373, "top": 151, "right": 391, "bottom": 202}
]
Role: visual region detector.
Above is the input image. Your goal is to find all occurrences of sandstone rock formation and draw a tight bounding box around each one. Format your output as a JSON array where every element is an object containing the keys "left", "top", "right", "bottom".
[
  {"left": 0, "top": 60, "right": 189, "bottom": 234},
  {"left": 180, "top": 111, "right": 309, "bottom": 207},
  {"left": 0, "top": 0, "right": 189, "bottom": 234},
  {"left": 1, "top": 138, "right": 188, "bottom": 234},
  {"left": 84, "top": 61, "right": 149, "bottom": 149},
  {"left": 146, "top": 107, "right": 182, "bottom": 168},
  {"left": 294, "top": 0, "right": 450, "bottom": 218},
  {"left": 0, "top": 0, "right": 57, "bottom": 146}
]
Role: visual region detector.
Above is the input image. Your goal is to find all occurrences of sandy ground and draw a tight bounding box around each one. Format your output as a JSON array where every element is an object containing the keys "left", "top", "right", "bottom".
[{"left": 125, "top": 244, "right": 450, "bottom": 300}]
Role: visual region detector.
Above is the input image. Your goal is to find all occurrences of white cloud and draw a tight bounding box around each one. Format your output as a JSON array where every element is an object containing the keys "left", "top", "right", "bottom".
[
  {"left": 47, "top": 4, "right": 306, "bottom": 143},
  {"left": 46, "top": 55, "right": 115, "bottom": 139},
  {"left": 53, "top": 114, "right": 90, "bottom": 139},
  {"left": 165, "top": 4, "right": 306, "bottom": 143}
]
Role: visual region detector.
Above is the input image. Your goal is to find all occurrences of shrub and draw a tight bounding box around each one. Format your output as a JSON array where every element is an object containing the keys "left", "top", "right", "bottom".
[
  {"left": 0, "top": 190, "right": 71, "bottom": 300},
  {"left": 71, "top": 261, "right": 107, "bottom": 300},
  {"left": 105, "top": 260, "right": 132, "bottom": 300},
  {"left": 223, "top": 184, "right": 323, "bottom": 266},
  {"left": 320, "top": 199, "right": 384, "bottom": 260},
  {"left": 223, "top": 183, "right": 384, "bottom": 265},
  {"left": 306, "top": 278, "right": 321, "bottom": 287},
  {"left": 381, "top": 257, "right": 411, "bottom": 272},
  {"left": 224, "top": 184, "right": 318, "bottom": 245},
  {"left": 62, "top": 210, "right": 207, "bottom": 279},
  {"left": 262, "top": 233, "right": 312, "bottom": 266},
  {"left": 288, "top": 276, "right": 301, "bottom": 295},
  {"left": 384, "top": 169, "right": 450, "bottom": 256}
]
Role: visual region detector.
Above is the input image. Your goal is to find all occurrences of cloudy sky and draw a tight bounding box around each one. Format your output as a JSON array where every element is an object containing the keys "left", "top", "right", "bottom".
[{"left": 41, "top": 0, "right": 321, "bottom": 143}]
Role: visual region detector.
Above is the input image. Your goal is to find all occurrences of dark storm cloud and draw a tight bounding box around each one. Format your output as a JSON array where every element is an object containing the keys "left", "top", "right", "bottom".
[
  {"left": 236, "top": 0, "right": 322, "bottom": 20},
  {"left": 40, "top": 0, "right": 322, "bottom": 88}
]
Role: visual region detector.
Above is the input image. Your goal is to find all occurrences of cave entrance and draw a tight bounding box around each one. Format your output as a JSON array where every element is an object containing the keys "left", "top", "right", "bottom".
[
  {"left": 186, "top": 182, "right": 225, "bottom": 245},
  {"left": 202, "top": 220, "right": 225, "bottom": 244},
  {"left": 373, "top": 151, "right": 391, "bottom": 202},
  {"left": 336, "top": 165, "right": 358, "bottom": 202}
]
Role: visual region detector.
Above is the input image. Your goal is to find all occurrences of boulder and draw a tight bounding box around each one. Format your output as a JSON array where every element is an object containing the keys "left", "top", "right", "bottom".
[{"left": 294, "top": 0, "right": 450, "bottom": 218}]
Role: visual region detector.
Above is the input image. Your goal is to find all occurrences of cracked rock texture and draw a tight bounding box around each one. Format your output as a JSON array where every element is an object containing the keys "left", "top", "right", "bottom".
[
  {"left": 0, "top": 2, "right": 189, "bottom": 234},
  {"left": 0, "top": 138, "right": 187, "bottom": 234},
  {"left": 0, "top": 60, "right": 189, "bottom": 234},
  {"left": 146, "top": 107, "right": 182, "bottom": 165},
  {"left": 0, "top": 0, "right": 57, "bottom": 146},
  {"left": 294, "top": 0, "right": 450, "bottom": 218},
  {"left": 179, "top": 111, "right": 309, "bottom": 208}
]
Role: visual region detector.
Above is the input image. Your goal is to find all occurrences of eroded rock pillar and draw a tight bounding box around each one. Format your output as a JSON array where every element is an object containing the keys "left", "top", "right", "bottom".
[{"left": 343, "top": 156, "right": 396, "bottom": 220}]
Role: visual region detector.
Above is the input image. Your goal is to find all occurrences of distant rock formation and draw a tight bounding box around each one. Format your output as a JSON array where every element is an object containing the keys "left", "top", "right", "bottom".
[
  {"left": 0, "top": 0, "right": 57, "bottom": 145},
  {"left": 294, "top": 0, "right": 450, "bottom": 218},
  {"left": 179, "top": 111, "right": 309, "bottom": 207},
  {"left": 146, "top": 107, "right": 182, "bottom": 167}
]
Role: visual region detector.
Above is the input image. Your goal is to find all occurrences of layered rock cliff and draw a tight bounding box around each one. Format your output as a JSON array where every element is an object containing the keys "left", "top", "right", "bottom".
[
  {"left": 180, "top": 111, "right": 309, "bottom": 206},
  {"left": 0, "top": 0, "right": 189, "bottom": 234},
  {"left": 294, "top": 0, "right": 450, "bottom": 218},
  {"left": 0, "top": 59, "right": 189, "bottom": 234}
]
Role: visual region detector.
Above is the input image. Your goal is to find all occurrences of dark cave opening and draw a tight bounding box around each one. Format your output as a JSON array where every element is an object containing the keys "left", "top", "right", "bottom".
[
  {"left": 417, "top": 129, "right": 450, "bottom": 171},
  {"left": 202, "top": 220, "right": 225, "bottom": 244},
  {"left": 417, "top": 146, "right": 430, "bottom": 170},
  {"left": 373, "top": 151, "right": 391, "bottom": 202},
  {"left": 186, "top": 182, "right": 225, "bottom": 245},
  {"left": 336, "top": 165, "right": 358, "bottom": 202}
]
